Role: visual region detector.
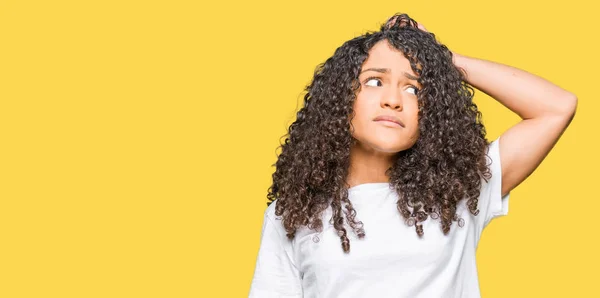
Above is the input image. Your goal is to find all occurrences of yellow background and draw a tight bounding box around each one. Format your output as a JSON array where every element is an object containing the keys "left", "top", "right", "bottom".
[{"left": 1, "top": 0, "right": 597, "bottom": 297}]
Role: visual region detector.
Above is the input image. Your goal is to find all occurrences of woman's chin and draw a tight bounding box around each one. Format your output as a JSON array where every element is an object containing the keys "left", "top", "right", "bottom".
[
  {"left": 375, "top": 146, "right": 408, "bottom": 154},
  {"left": 352, "top": 135, "right": 417, "bottom": 154},
  {"left": 364, "top": 142, "right": 410, "bottom": 154}
]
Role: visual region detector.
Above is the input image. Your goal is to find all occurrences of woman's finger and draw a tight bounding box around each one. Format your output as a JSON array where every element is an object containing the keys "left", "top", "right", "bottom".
[{"left": 386, "top": 15, "right": 399, "bottom": 28}]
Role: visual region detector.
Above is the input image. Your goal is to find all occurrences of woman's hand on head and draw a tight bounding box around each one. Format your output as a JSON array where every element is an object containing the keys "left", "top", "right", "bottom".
[
  {"left": 385, "top": 14, "right": 429, "bottom": 33},
  {"left": 415, "top": 22, "right": 428, "bottom": 33}
]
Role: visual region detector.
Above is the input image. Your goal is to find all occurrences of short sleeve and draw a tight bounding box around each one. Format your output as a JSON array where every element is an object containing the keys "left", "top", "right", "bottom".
[
  {"left": 248, "top": 202, "right": 303, "bottom": 298},
  {"left": 475, "top": 137, "right": 510, "bottom": 238}
]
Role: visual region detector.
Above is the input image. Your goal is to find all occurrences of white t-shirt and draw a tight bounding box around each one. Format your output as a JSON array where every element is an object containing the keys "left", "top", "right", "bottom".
[{"left": 249, "top": 138, "right": 510, "bottom": 298}]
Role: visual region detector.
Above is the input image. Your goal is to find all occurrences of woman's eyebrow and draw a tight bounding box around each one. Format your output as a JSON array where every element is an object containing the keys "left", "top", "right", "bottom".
[{"left": 360, "top": 67, "right": 419, "bottom": 80}]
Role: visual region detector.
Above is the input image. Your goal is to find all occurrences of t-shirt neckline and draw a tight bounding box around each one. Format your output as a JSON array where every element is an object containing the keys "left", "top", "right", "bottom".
[{"left": 348, "top": 182, "right": 391, "bottom": 193}]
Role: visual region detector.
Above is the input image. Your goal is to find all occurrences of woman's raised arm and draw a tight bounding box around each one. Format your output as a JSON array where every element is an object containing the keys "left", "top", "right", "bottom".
[{"left": 453, "top": 52, "right": 577, "bottom": 197}]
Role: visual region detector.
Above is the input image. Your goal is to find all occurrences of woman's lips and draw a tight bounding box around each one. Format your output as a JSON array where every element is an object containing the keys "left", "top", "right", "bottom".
[
  {"left": 373, "top": 115, "right": 405, "bottom": 127},
  {"left": 375, "top": 119, "right": 403, "bottom": 127}
]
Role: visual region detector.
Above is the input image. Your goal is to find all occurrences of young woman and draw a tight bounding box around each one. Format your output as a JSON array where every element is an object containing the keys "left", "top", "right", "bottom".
[{"left": 248, "top": 13, "right": 577, "bottom": 298}]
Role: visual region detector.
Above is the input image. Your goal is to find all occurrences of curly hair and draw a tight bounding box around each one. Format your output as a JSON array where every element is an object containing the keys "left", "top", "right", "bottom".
[{"left": 266, "top": 13, "right": 492, "bottom": 254}]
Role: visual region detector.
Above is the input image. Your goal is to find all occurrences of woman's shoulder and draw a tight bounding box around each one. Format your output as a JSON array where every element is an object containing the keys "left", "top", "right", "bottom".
[{"left": 264, "top": 199, "right": 279, "bottom": 220}]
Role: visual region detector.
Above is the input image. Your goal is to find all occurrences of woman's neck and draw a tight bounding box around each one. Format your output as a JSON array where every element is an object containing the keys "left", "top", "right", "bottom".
[{"left": 346, "top": 142, "right": 396, "bottom": 188}]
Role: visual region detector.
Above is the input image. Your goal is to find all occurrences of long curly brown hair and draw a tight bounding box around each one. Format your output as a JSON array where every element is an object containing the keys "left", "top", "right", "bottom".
[{"left": 266, "top": 13, "right": 492, "bottom": 254}]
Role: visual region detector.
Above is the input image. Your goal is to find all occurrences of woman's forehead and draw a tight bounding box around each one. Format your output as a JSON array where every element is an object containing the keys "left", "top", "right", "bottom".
[{"left": 362, "top": 40, "right": 420, "bottom": 78}]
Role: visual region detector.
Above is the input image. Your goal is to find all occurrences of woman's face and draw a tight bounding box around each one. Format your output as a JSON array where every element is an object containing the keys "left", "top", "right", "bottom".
[{"left": 350, "top": 39, "right": 422, "bottom": 154}]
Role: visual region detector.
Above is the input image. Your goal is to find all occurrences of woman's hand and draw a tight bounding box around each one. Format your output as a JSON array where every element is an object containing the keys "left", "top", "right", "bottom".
[
  {"left": 416, "top": 22, "right": 428, "bottom": 33},
  {"left": 385, "top": 14, "right": 429, "bottom": 33}
]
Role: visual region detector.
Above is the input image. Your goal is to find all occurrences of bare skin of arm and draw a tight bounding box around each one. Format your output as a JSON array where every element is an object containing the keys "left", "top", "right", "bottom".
[{"left": 452, "top": 53, "right": 577, "bottom": 197}]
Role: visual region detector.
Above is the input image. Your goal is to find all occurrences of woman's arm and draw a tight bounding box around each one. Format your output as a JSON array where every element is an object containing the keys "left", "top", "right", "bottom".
[{"left": 453, "top": 53, "right": 577, "bottom": 197}]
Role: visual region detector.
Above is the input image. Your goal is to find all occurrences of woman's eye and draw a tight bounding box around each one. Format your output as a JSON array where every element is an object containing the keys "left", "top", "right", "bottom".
[
  {"left": 365, "top": 78, "right": 382, "bottom": 87},
  {"left": 407, "top": 86, "right": 419, "bottom": 95}
]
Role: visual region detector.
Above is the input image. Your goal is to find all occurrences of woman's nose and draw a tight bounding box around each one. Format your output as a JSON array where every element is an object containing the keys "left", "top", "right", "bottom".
[{"left": 381, "top": 87, "right": 403, "bottom": 110}]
